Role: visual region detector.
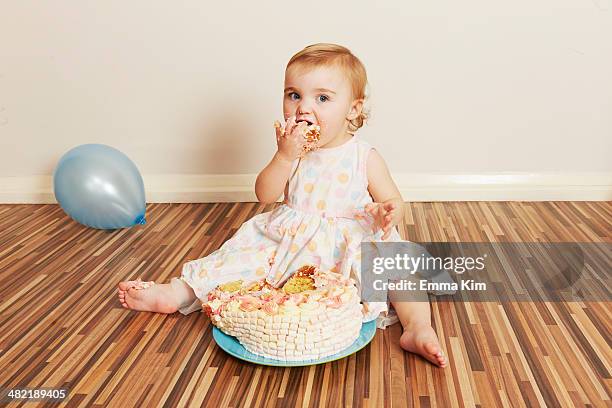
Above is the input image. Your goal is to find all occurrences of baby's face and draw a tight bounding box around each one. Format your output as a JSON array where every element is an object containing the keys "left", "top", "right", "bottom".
[{"left": 283, "top": 64, "right": 358, "bottom": 146}]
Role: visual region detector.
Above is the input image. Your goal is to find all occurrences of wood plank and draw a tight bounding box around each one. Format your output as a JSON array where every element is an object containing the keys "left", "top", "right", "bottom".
[{"left": 0, "top": 202, "right": 609, "bottom": 407}]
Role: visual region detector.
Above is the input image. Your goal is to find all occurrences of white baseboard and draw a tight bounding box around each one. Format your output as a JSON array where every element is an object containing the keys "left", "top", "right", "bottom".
[{"left": 1, "top": 173, "right": 611, "bottom": 204}]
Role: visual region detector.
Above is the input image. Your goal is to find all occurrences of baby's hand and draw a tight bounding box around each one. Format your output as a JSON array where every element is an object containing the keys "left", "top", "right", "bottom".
[
  {"left": 274, "top": 116, "right": 308, "bottom": 162},
  {"left": 365, "top": 201, "right": 398, "bottom": 240}
]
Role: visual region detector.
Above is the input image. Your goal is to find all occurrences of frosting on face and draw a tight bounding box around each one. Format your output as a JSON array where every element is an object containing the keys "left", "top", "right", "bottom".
[{"left": 302, "top": 124, "right": 321, "bottom": 154}]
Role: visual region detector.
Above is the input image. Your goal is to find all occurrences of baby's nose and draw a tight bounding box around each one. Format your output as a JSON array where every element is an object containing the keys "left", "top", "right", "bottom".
[{"left": 297, "top": 102, "right": 313, "bottom": 115}]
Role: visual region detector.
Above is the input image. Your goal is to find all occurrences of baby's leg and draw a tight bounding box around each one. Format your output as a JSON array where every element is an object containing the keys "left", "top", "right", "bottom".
[
  {"left": 118, "top": 276, "right": 198, "bottom": 314},
  {"left": 391, "top": 291, "right": 447, "bottom": 367}
]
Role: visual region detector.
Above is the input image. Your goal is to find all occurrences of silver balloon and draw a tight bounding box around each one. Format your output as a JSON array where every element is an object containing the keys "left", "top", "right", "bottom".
[{"left": 53, "top": 144, "right": 146, "bottom": 229}]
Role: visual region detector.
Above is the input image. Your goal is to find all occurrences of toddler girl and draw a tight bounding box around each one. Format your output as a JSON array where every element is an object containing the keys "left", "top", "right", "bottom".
[{"left": 118, "top": 43, "right": 446, "bottom": 367}]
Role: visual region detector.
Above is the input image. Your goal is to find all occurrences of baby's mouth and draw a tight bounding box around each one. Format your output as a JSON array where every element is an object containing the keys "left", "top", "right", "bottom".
[{"left": 297, "top": 120, "right": 314, "bottom": 126}]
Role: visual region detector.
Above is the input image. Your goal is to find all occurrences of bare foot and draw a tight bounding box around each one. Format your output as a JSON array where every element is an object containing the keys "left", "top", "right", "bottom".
[
  {"left": 399, "top": 323, "right": 447, "bottom": 367},
  {"left": 117, "top": 279, "right": 179, "bottom": 313}
]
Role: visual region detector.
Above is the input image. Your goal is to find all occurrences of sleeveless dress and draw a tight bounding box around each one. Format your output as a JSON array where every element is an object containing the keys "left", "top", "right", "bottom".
[{"left": 176, "top": 135, "right": 405, "bottom": 327}]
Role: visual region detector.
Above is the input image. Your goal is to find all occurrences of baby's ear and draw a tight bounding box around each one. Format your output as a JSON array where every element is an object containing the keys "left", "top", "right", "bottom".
[{"left": 347, "top": 99, "right": 364, "bottom": 120}]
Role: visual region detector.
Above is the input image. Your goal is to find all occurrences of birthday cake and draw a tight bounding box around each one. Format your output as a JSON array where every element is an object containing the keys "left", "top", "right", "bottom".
[
  {"left": 300, "top": 123, "right": 321, "bottom": 154},
  {"left": 203, "top": 265, "right": 363, "bottom": 361},
  {"left": 274, "top": 120, "right": 321, "bottom": 156}
]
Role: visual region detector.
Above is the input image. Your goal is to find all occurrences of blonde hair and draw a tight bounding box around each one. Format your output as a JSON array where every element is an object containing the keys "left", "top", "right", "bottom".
[{"left": 287, "top": 43, "right": 370, "bottom": 133}]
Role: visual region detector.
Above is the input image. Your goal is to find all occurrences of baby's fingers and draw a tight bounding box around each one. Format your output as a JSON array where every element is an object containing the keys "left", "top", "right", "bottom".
[
  {"left": 293, "top": 121, "right": 308, "bottom": 139},
  {"left": 274, "top": 121, "right": 284, "bottom": 141},
  {"left": 383, "top": 202, "right": 396, "bottom": 212},
  {"left": 365, "top": 203, "right": 377, "bottom": 214},
  {"left": 285, "top": 116, "right": 297, "bottom": 136},
  {"left": 376, "top": 205, "right": 389, "bottom": 220}
]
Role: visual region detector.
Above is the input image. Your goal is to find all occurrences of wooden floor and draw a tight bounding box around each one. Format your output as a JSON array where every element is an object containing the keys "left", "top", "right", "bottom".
[{"left": 0, "top": 202, "right": 610, "bottom": 407}]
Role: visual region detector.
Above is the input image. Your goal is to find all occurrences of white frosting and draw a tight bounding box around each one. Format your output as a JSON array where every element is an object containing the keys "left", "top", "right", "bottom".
[{"left": 204, "top": 268, "right": 364, "bottom": 361}]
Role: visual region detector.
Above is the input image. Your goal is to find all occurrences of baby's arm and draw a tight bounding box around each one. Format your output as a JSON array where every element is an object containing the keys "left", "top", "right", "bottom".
[
  {"left": 255, "top": 153, "right": 293, "bottom": 204},
  {"left": 255, "top": 117, "right": 310, "bottom": 204},
  {"left": 366, "top": 149, "right": 404, "bottom": 234}
]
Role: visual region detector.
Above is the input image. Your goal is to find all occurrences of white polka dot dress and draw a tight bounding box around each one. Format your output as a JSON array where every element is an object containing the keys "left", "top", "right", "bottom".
[{"left": 179, "top": 135, "right": 397, "bottom": 324}]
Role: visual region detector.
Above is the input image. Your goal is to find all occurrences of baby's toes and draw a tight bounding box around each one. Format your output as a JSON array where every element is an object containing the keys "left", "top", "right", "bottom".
[
  {"left": 118, "top": 281, "right": 136, "bottom": 291},
  {"left": 117, "top": 290, "right": 130, "bottom": 308},
  {"left": 424, "top": 342, "right": 440, "bottom": 357},
  {"left": 438, "top": 354, "right": 447, "bottom": 367},
  {"left": 427, "top": 345, "right": 447, "bottom": 367},
  {"left": 119, "top": 297, "right": 127, "bottom": 307}
]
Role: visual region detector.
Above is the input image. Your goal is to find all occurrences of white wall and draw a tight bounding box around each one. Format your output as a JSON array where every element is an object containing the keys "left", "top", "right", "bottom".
[{"left": 1, "top": 1, "right": 611, "bottom": 201}]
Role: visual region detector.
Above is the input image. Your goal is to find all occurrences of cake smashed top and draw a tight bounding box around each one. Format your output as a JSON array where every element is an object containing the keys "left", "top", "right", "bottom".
[{"left": 203, "top": 265, "right": 357, "bottom": 319}]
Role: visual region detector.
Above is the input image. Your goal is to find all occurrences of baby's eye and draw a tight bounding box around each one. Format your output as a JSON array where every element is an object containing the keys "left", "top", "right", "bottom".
[
  {"left": 288, "top": 92, "right": 300, "bottom": 101},
  {"left": 318, "top": 95, "right": 329, "bottom": 103}
]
